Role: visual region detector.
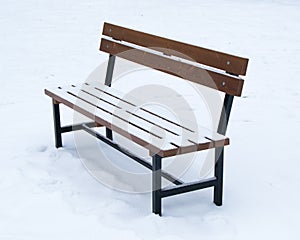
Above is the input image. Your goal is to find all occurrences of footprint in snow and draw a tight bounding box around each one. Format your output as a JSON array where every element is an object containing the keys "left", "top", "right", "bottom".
[{"left": 27, "top": 145, "right": 48, "bottom": 153}]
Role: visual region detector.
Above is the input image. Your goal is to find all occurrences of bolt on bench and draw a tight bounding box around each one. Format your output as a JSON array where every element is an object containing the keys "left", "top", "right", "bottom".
[{"left": 45, "top": 22, "right": 248, "bottom": 216}]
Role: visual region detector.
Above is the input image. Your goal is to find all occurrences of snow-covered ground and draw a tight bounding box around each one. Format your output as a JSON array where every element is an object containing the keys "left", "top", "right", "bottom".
[{"left": 1, "top": 0, "right": 300, "bottom": 239}]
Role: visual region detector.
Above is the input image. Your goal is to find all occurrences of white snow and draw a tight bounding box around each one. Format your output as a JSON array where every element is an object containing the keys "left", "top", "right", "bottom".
[{"left": 0, "top": 0, "right": 300, "bottom": 239}]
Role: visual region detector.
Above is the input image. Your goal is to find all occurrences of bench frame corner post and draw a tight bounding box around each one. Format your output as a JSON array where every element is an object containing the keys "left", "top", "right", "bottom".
[
  {"left": 214, "top": 93, "right": 234, "bottom": 206},
  {"left": 104, "top": 54, "right": 116, "bottom": 141},
  {"left": 52, "top": 99, "right": 63, "bottom": 148},
  {"left": 152, "top": 154, "right": 162, "bottom": 216}
]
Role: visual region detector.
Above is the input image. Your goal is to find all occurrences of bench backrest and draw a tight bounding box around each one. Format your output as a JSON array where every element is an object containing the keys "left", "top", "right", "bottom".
[{"left": 100, "top": 22, "right": 248, "bottom": 97}]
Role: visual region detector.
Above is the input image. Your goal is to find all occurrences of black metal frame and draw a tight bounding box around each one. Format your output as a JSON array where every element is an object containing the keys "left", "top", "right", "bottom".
[
  {"left": 214, "top": 94, "right": 234, "bottom": 206},
  {"left": 51, "top": 54, "right": 235, "bottom": 216},
  {"left": 104, "top": 54, "right": 116, "bottom": 141}
]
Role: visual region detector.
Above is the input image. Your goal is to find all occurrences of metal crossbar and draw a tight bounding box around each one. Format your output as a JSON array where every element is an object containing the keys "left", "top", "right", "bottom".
[
  {"left": 160, "top": 177, "right": 217, "bottom": 198},
  {"left": 80, "top": 123, "right": 184, "bottom": 186}
]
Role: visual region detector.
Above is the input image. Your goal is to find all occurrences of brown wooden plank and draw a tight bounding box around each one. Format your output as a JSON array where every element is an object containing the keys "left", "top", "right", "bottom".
[
  {"left": 84, "top": 82, "right": 230, "bottom": 146},
  {"left": 68, "top": 87, "right": 177, "bottom": 140},
  {"left": 86, "top": 82, "right": 195, "bottom": 132},
  {"left": 160, "top": 137, "right": 229, "bottom": 157},
  {"left": 44, "top": 87, "right": 176, "bottom": 157},
  {"left": 83, "top": 82, "right": 195, "bottom": 135},
  {"left": 69, "top": 86, "right": 214, "bottom": 149},
  {"left": 45, "top": 84, "right": 230, "bottom": 158},
  {"left": 102, "top": 22, "right": 249, "bottom": 76},
  {"left": 100, "top": 39, "right": 244, "bottom": 96}
]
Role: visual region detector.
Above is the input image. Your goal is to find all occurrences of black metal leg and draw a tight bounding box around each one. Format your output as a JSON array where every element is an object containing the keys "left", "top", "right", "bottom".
[
  {"left": 214, "top": 147, "right": 224, "bottom": 206},
  {"left": 106, "top": 128, "right": 113, "bottom": 140},
  {"left": 52, "top": 100, "right": 62, "bottom": 148},
  {"left": 152, "top": 154, "right": 162, "bottom": 216},
  {"left": 104, "top": 54, "right": 116, "bottom": 141}
]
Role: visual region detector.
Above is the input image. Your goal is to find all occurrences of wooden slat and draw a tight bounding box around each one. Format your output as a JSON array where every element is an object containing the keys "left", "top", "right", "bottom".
[
  {"left": 68, "top": 87, "right": 171, "bottom": 140},
  {"left": 102, "top": 22, "right": 249, "bottom": 76},
  {"left": 80, "top": 83, "right": 182, "bottom": 137},
  {"left": 84, "top": 81, "right": 230, "bottom": 147},
  {"left": 84, "top": 82, "right": 196, "bottom": 133},
  {"left": 82, "top": 82, "right": 193, "bottom": 135},
  {"left": 70, "top": 86, "right": 198, "bottom": 149},
  {"left": 65, "top": 86, "right": 165, "bottom": 140},
  {"left": 100, "top": 39, "right": 244, "bottom": 96},
  {"left": 44, "top": 86, "right": 177, "bottom": 157},
  {"left": 45, "top": 84, "right": 229, "bottom": 157}
]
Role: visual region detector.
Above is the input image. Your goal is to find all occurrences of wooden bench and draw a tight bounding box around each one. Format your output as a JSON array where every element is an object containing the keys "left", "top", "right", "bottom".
[{"left": 44, "top": 22, "right": 248, "bottom": 216}]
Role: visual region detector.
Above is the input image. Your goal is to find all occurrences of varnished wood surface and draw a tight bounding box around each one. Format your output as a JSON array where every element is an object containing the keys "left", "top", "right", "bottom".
[
  {"left": 103, "top": 22, "right": 248, "bottom": 76},
  {"left": 100, "top": 38, "right": 244, "bottom": 96},
  {"left": 45, "top": 82, "right": 229, "bottom": 157}
]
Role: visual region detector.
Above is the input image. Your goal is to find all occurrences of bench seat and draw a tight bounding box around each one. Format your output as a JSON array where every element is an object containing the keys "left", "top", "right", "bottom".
[{"left": 45, "top": 81, "right": 229, "bottom": 158}]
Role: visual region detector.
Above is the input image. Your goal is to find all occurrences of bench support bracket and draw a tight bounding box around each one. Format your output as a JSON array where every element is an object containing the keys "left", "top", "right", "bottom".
[
  {"left": 52, "top": 100, "right": 97, "bottom": 148},
  {"left": 104, "top": 54, "right": 116, "bottom": 141},
  {"left": 214, "top": 93, "right": 234, "bottom": 206},
  {"left": 161, "top": 177, "right": 217, "bottom": 198},
  {"left": 152, "top": 154, "right": 162, "bottom": 216},
  {"left": 52, "top": 100, "right": 62, "bottom": 148},
  {"left": 214, "top": 147, "right": 224, "bottom": 206}
]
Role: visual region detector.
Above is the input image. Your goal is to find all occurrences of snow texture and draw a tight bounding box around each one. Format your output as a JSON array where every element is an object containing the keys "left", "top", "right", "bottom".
[{"left": 0, "top": 0, "right": 299, "bottom": 239}]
